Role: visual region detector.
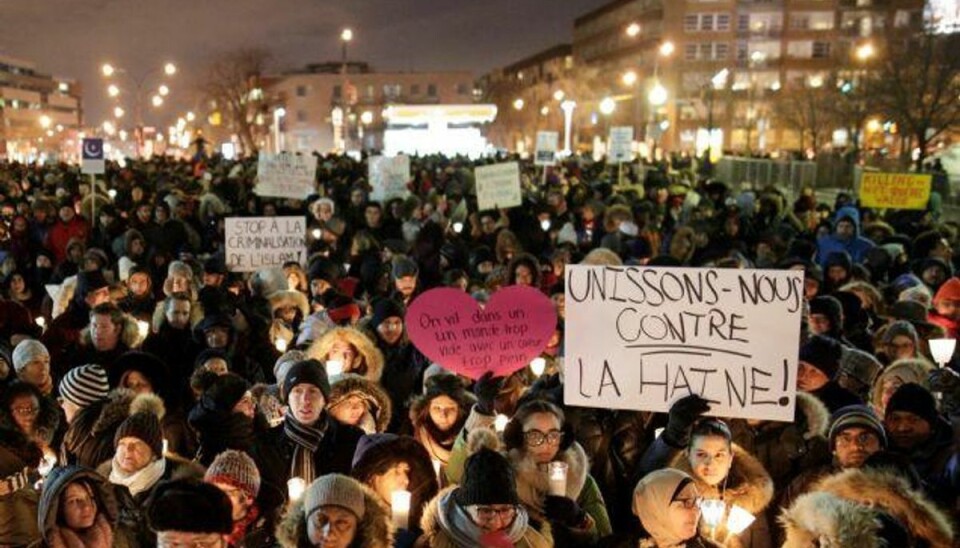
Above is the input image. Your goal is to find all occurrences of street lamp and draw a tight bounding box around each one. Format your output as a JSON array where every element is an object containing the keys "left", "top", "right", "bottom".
[
  {"left": 360, "top": 110, "right": 373, "bottom": 125},
  {"left": 273, "top": 107, "right": 286, "bottom": 153},
  {"left": 164, "top": 62, "right": 177, "bottom": 76},
  {"left": 186, "top": 111, "right": 195, "bottom": 122},
  {"left": 107, "top": 84, "right": 120, "bottom": 97},
  {"left": 39, "top": 115, "right": 52, "bottom": 129},
  {"left": 855, "top": 43, "right": 874, "bottom": 62},
  {"left": 101, "top": 63, "right": 115, "bottom": 77},
  {"left": 114, "top": 106, "right": 125, "bottom": 118},
  {"left": 648, "top": 82, "right": 668, "bottom": 106},
  {"left": 599, "top": 97, "right": 616, "bottom": 116},
  {"left": 659, "top": 41, "right": 675, "bottom": 57},
  {"left": 626, "top": 22, "right": 640, "bottom": 37},
  {"left": 151, "top": 95, "right": 164, "bottom": 107},
  {"left": 553, "top": 89, "right": 565, "bottom": 101},
  {"left": 622, "top": 70, "right": 638, "bottom": 87},
  {"left": 560, "top": 99, "right": 577, "bottom": 155},
  {"left": 513, "top": 98, "right": 525, "bottom": 111},
  {"left": 158, "top": 84, "right": 170, "bottom": 96}
]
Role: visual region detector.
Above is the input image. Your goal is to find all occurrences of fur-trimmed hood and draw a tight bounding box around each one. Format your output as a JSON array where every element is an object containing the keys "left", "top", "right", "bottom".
[
  {"left": 90, "top": 390, "right": 164, "bottom": 436},
  {"left": 79, "top": 312, "right": 142, "bottom": 350},
  {"left": 813, "top": 467, "right": 954, "bottom": 547},
  {"left": 669, "top": 443, "right": 774, "bottom": 515},
  {"left": 308, "top": 326, "right": 385, "bottom": 382},
  {"left": 268, "top": 289, "right": 310, "bottom": 318},
  {"left": 871, "top": 358, "right": 935, "bottom": 412},
  {"left": 275, "top": 479, "right": 394, "bottom": 548},
  {"left": 780, "top": 491, "right": 883, "bottom": 548},
  {"left": 794, "top": 391, "right": 830, "bottom": 440},
  {"left": 0, "top": 386, "right": 61, "bottom": 446},
  {"left": 418, "top": 486, "right": 553, "bottom": 548},
  {"left": 508, "top": 441, "right": 590, "bottom": 521},
  {"left": 328, "top": 373, "right": 393, "bottom": 433}
]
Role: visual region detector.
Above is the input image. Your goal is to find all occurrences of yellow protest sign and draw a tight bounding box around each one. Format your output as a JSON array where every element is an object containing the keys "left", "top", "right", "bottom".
[{"left": 859, "top": 172, "right": 932, "bottom": 210}]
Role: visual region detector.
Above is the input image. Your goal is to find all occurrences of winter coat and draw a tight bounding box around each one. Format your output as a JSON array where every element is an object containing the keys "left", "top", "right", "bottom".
[
  {"left": 372, "top": 336, "right": 429, "bottom": 433},
  {"left": 61, "top": 390, "right": 159, "bottom": 469},
  {"left": 804, "top": 467, "right": 955, "bottom": 547},
  {"left": 187, "top": 403, "right": 271, "bottom": 468},
  {"left": 95, "top": 453, "right": 205, "bottom": 507},
  {"left": 33, "top": 465, "right": 138, "bottom": 548},
  {"left": 0, "top": 427, "right": 42, "bottom": 547},
  {"left": 809, "top": 380, "right": 862, "bottom": 414},
  {"left": 328, "top": 374, "right": 393, "bottom": 434},
  {"left": 308, "top": 327, "right": 385, "bottom": 382},
  {"left": 257, "top": 414, "right": 365, "bottom": 497},
  {"left": 275, "top": 480, "right": 393, "bottom": 548},
  {"left": 891, "top": 416, "right": 958, "bottom": 506},
  {"left": 46, "top": 217, "right": 90, "bottom": 265},
  {"left": 780, "top": 491, "right": 889, "bottom": 548},
  {"left": 415, "top": 487, "right": 553, "bottom": 548},
  {"left": 668, "top": 445, "right": 775, "bottom": 548},
  {"left": 815, "top": 206, "right": 876, "bottom": 267},
  {"left": 508, "top": 441, "right": 613, "bottom": 543}
]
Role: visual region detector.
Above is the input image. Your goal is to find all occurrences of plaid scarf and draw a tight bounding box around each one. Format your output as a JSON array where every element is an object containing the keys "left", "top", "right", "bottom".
[{"left": 284, "top": 414, "right": 327, "bottom": 484}]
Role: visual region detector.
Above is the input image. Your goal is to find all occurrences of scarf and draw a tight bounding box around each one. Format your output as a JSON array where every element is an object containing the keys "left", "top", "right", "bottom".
[
  {"left": 49, "top": 514, "right": 114, "bottom": 548},
  {"left": 284, "top": 414, "right": 326, "bottom": 484},
  {"left": 436, "top": 489, "right": 529, "bottom": 547},
  {"left": 227, "top": 503, "right": 260, "bottom": 546},
  {"left": 109, "top": 456, "right": 166, "bottom": 497}
]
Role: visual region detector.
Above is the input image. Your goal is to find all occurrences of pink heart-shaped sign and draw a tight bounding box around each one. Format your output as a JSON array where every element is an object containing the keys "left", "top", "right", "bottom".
[{"left": 406, "top": 285, "right": 558, "bottom": 379}]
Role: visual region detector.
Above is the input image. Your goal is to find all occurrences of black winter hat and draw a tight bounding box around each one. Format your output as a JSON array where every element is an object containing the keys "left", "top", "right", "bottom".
[
  {"left": 456, "top": 448, "right": 520, "bottom": 506},
  {"left": 369, "top": 298, "right": 405, "bottom": 333},
  {"left": 809, "top": 296, "right": 843, "bottom": 328},
  {"left": 204, "top": 372, "right": 249, "bottom": 412},
  {"left": 115, "top": 411, "right": 164, "bottom": 457},
  {"left": 391, "top": 256, "right": 419, "bottom": 280},
  {"left": 799, "top": 335, "right": 842, "bottom": 379},
  {"left": 885, "top": 383, "right": 939, "bottom": 426},
  {"left": 283, "top": 359, "right": 330, "bottom": 403},
  {"left": 307, "top": 258, "right": 341, "bottom": 284},
  {"left": 146, "top": 478, "right": 233, "bottom": 534},
  {"left": 74, "top": 270, "right": 109, "bottom": 303}
]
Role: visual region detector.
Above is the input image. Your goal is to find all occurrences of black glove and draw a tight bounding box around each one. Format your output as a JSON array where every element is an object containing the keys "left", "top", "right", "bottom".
[
  {"left": 473, "top": 371, "right": 503, "bottom": 415},
  {"left": 543, "top": 495, "right": 586, "bottom": 528},
  {"left": 663, "top": 394, "right": 711, "bottom": 448}
]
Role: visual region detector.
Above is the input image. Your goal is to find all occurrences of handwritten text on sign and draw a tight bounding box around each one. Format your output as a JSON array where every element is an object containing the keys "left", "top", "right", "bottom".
[
  {"left": 256, "top": 153, "right": 318, "bottom": 200},
  {"left": 369, "top": 155, "right": 411, "bottom": 202},
  {"left": 406, "top": 286, "right": 557, "bottom": 379},
  {"left": 564, "top": 266, "right": 803, "bottom": 421},
  {"left": 475, "top": 161, "right": 522, "bottom": 212},
  {"left": 225, "top": 216, "right": 306, "bottom": 272},
  {"left": 859, "top": 172, "right": 932, "bottom": 210}
]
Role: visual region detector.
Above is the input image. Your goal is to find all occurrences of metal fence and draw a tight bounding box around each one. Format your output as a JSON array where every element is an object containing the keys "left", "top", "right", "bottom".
[{"left": 715, "top": 157, "right": 820, "bottom": 197}]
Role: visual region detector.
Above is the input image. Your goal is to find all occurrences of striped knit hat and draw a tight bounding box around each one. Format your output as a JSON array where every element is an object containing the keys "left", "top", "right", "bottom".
[
  {"left": 59, "top": 364, "right": 110, "bottom": 408},
  {"left": 204, "top": 450, "right": 261, "bottom": 500}
]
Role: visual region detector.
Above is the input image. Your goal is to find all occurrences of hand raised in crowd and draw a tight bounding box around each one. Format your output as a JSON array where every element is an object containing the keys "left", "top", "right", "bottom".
[{"left": 663, "top": 393, "right": 711, "bottom": 448}]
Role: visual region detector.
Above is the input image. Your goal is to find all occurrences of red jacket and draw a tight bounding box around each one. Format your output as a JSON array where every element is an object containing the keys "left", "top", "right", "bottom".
[
  {"left": 46, "top": 217, "right": 90, "bottom": 264},
  {"left": 929, "top": 311, "right": 959, "bottom": 339}
]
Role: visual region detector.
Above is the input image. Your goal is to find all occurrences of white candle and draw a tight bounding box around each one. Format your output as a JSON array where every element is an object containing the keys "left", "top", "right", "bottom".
[
  {"left": 275, "top": 338, "right": 288, "bottom": 353},
  {"left": 326, "top": 360, "right": 344, "bottom": 377},
  {"left": 312, "top": 228, "right": 322, "bottom": 239},
  {"left": 530, "top": 357, "right": 546, "bottom": 377},
  {"left": 540, "top": 219, "right": 552, "bottom": 231},
  {"left": 38, "top": 453, "right": 57, "bottom": 476},
  {"left": 453, "top": 222, "right": 464, "bottom": 233},
  {"left": 287, "top": 477, "right": 306, "bottom": 501},
  {"left": 654, "top": 427, "right": 665, "bottom": 439},
  {"left": 432, "top": 459, "right": 442, "bottom": 481},
  {"left": 136, "top": 320, "right": 149, "bottom": 338},
  {"left": 162, "top": 438, "right": 169, "bottom": 455},
  {"left": 930, "top": 338, "right": 957, "bottom": 367},
  {"left": 548, "top": 461, "right": 568, "bottom": 496},
  {"left": 391, "top": 489, "right": 411, "bottom": 529},
  {"left": 494, "top": 414, "right": 509, "bottom": 433},
  {"left": 700, "top": 499, "right": 726, "bottom": 528},
  {"left": 35, "top": 316, "right": 46, "bottom": 329},
  {"left": 726, "top": 504, "right": 756, "bottom": 535}
]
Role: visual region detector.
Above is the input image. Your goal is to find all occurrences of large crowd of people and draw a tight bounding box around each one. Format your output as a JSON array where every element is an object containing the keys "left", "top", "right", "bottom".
[{"left": 0, "top": 150, "right": 957, "bottom": 547}]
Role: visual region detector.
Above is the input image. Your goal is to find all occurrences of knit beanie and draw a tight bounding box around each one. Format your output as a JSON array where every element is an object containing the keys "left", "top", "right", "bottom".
[
  {"left": 283, "top": 359, "right": 331, "bottom": 403},
  {"left": 391, "top": 256, "right": 419, "bottom": 280},
  {"left": 809, "top": 296, "right": 843, "bottom": 327},
  {"left": 59, "top": 364, "right": 110, "bottom": 408},
  {"left": 205, "top": 449, "right": 261, "bottom": 500},
  {"left": 12, "top": 339, "right": 49, "bottom": 373},
  {"left": 147, "top": 479, "right": 233, "bottom": 534},
  {"left": 829, "top": 405, "right": 887, "bottom": 449},
  {"left": 115, "top": 411, "right": 164, "bottom": 457},
  {"left": 934, "top": 277, "right": 960, "bottom": 304},
  {"left": 205, "top": 373, "right": 250, "bottom": 412},
  {"left": 885, "top": 383, "right": 939, "bottom": 426},
  {"left": 74, "top": 270, "right": 109, "bottom": 303},
  {"left": 456, "top": 448, "right": 520, "bottom": 506},
  {"left": 881, "top": 321, "right": 918, "bottom": 346},
  {"left": 369, "top": 298, "right": 405, "bottom": 333},
  {"left": 304, "top": 474, "right": 365, "bottom": 521},
  {"left": 839, "top": 347, "right": 882, "bottom": 388},
  {"left": 798, "top": 335, "right": 842, "bottom": 379}
]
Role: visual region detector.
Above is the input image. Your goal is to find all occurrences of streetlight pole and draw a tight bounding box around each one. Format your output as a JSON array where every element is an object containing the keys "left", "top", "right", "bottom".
[
  {"left": 102, "top": 61, "right": 176, "bottom": 157},
  {"left": 560, "top": 99, "right": 576, "bottom": 156},
  {"left": 340, "top": 28, "right": 353, "bottom": 154}
]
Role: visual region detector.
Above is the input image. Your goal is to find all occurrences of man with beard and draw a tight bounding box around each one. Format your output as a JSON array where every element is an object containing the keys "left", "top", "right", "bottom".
[
  {"left": 409, "top": 373, "right": 475, "bottom": 479},
  {"left": 120, "top": 266, "right": 156, "bottom": 321}
]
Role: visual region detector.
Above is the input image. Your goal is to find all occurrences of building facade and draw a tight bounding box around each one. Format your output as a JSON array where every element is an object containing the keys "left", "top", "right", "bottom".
[{"left": 0, "top": 53, "right": 82, "bottom": 161}]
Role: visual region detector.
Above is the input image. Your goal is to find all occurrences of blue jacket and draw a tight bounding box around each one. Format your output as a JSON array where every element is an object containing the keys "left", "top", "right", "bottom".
[{"left": 816, "top": 206, "right": 875, "bottom": 267}]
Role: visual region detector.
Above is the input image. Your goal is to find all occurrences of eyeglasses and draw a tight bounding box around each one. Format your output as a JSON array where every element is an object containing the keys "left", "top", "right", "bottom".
[
  {"left": 12, "top": 406, "right": 39, "bottom": 417},
  {"left": 467, "top": 505, "right": 517, "bottom": 523},
  {"left": 523, "top": 429, "right": 562, "bottom": 447},
  {"left": 672, "top": 496, "right": 703, "bottom": 510},
  {"left": 156, "top": 534, "right": 224, "bottom": 548}
]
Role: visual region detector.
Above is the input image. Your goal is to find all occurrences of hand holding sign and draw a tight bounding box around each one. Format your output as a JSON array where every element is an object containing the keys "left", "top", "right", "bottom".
[{"left": 406, "top": 286, "right": 557, "bottom": 379}]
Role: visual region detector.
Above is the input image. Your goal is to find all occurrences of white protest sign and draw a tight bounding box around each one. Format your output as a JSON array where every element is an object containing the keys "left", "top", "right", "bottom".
[
  {"left": 535, "top": 131, "right": 559, "bottom": 166},
  {"left": 369, "top": 155, "right": 411, "bottom": 202},
  {"left": 225, "top": 216, "right": 306, "bottom": 272},
  {"left": 564, "top": 265, "right": 804, "bottom": 422},
  {"left": 609, "top": 126, "right": 634, "bottom": 163},
  {"left": 475, "top": 161, "right": 522, "bottom": 211},
  {"left": 255, "top": 153, "right": 317, "bottom": 199}
]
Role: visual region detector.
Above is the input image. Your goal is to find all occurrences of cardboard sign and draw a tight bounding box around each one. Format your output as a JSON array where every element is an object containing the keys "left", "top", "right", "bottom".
[
  {"left": 255, "top": 153, "right": 317, "bottom": 199},
  {"left": 859, "top": 172, "right": 932, "bottom": 210},
  {"left": 475, "top": 161, "right": 522, "bottom": 211},
  {"left": 369, "top": 155, "right": 411, "bottom": 202},
  {"left": 535, "top": 131, "right": 559, "bottom": 166},
  {"left": 225, "top": 216, "right": 306, "bottom": 272},
  {"left": 609, "top": 126, "right": 634, "bottom": 163},
  {"left": 564, "top": 265, "right": 804, "bottom": 421},
  {"left": 406, "top": 286, "right": 558, "bottom": 379}
]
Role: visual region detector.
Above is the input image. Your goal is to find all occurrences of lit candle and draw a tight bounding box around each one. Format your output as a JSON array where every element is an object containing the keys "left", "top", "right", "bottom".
[
  {"left": 35, "top": 316, "right": 46, "bottom": 329},
  {"left": 162, "top": 438, "right": 169, "bottom": 455},
  {"left": 326, "top": 360, "right": 344, "bottom": 377},
  {"left": 38, "top": 453, "right": 57, "bottom": 476},
  {"left": 530, "top": 357, "right": 546, "bottom": 377},
  {"left": 391, "top": 489, "right": 411, "bottom": 530},
  {"left": 312, "top": 228, "right": 322, "bottom": 239},
  {"left": 287, "top": 477, "right": 306, "bottom": 501},
  {"left": 726, "top": 504, "right": 756, "bottom": 535},
  {"left": 700, "top": 499, "right": 726, "bottom": 529},
  {"left": 275, "top": 338, "right": 288, "bottom": 353},
  {"left": 654, "top": 427, "right": 665, "bottom": 439},
  {"left": 494, "top": 414, "right": 509, "bottom": 433},
  {"left": 453, "top": 222, "right": 464, "bottom": 233},
  {"left": 540, "top": 219, "right": 552, "bottom": 231},
  {"left": 432, "top": 459, "right": 442, "bottom": 481},
  {"left": 548, "top": 461, "right": 568, "bottom": 496},
  {"left": 930, "top": 338, "right": 957, "bottom": 367},
  {"left": 136, "top": 320, "right": 149, "bottom": 339}
]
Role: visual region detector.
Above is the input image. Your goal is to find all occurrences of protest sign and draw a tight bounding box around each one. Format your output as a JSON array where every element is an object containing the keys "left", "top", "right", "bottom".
[
  {"left": 255, "top": 153, "right": 317, "bottom": 200},
  {"left": 859, "top": 172, "right": 932, "bottom": 210},
  {"left": 608, "top": 126, "right": 634, "bottom": 163},
  {"left": 475, "top": 161, "right": 522, "bottom": 211},
  {"left": 225, "top": 216, "right": 306, "bottom": 272},
  {"left": 535, "top": 131, "right": 559, "bottom": 166},
  {"left": 369, "top": 155, "right": 411, "bottom": 202},
  {"left": 406, "top": 286, "right": 557, "bottom": 379},
  {"left": 564, "top": 265, "right": 804, "bottom": 421}
]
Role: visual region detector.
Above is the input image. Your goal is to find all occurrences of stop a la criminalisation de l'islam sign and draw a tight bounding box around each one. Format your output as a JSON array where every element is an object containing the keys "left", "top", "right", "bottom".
[{"left": 564, "top": 265, "right": 804, "bottom": 422}]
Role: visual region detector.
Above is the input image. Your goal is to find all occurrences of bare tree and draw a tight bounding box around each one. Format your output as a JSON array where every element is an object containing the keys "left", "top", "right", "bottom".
[
  {"left": 199, "top": 49, "right": 271, "bottom": 155},
  {"left": 869, "top": 32, "right": 960, "bottom": 169},
  {"left": 772, "top": 83, "right": 833, "bottom": 154}
]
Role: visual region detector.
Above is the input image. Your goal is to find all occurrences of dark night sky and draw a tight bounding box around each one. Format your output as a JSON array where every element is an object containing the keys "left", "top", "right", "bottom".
[{"left": 0, "top": 0, "right": 608, "bottom": 129}]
